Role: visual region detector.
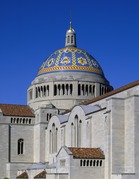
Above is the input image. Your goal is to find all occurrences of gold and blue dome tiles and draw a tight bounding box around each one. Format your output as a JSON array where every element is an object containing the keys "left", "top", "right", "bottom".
[{"left": 38, "top": 47, "right": 104, "bottom": 76}]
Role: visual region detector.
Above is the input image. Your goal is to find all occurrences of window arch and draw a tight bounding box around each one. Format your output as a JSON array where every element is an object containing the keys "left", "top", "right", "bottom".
[
  {"left": 74, "top": 115, "right": 82, "bottom": 147},
  {"left": 71, "top": 35, "right": 73, "bottom": 43},
  {"left": 51, "top": 123, "right": 58, "bottom": 153},
  {"left": 67, "top": 36, "right": 70, "bottom": 43},
  {"left": 18, "top": 138, "right": 24, "bottom": 155},
  {"left": 78, "top": 120, "right": 82, "bottom": 147}
]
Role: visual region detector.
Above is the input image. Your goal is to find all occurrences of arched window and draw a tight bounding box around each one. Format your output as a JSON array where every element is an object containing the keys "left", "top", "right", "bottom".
[
  {"left": 93, "top": 85, "right": 95, "bottom": 95},
  {"left": 62, "top": 84, "right": 65, "bottom": 95},
  {"left": 29, "top": 119, "right": 31, "bottom": 124},
  {"left": 71, "top": 123, "right": 74, "bottom": 146},
  {"left": 80, "top": 160, "right": 82, "bottom": 166},
  {"left": 86, "top": 85, "right": 88, "bottom": 95},
  {"left": 38, "top": 87, "right": 41, "bottom": 97},
  {"left": 23, "top": 118, "right": 25, "bottom": 124},
  {"left": 82, "top": 84, "right": 85, "bottom": 95},
  {"left": 74, "top": 115, "right": 78, "bottom": 147},
  {"left": 51, "top": 123, "right": 58, "bottom": 153},
  {"left": 90, "top": 160, "right": 92, "bottom": 166},
  {"left": 78, "top": 120, "right": 82, "bottom": 147},
  {"left": 70, "top": 84, "right": 73, "bottom": 95},
  {"left": 83, "top": 160, "right": 86, "bottom": 166},
  {"left": 47, "top": 85, "right": 49, "bottom": 96},
  {"left": 44, "top": 85, "right": 46, "bottom": 96},
  {"left": 11, "top": 118, "right": 13, "bottom": 123},
  {"left": 71, "top": 35, "right": 73, "bottom": 43},
  {"left": 49, "top": 130, "right": 52, "bottom": 153},
  {"left": 66, "top": 84, "right": 69, "bottom": 95},
  {"left": 97, "top": 160, "right": 99, "bottom": 166},
  {"left": 78, "top": 84, "right": 81, "bottom": 96},
  {"left": 35, "top": 87, "right": 38, "bottom": 98},
  {"left": 58, "top": 84, "right": 61, "bottom": 95},
  {"left": 89, "top": 85, "right": 92, "bottom": 94},
  {"left": 16, "top": 118, "right": 19, "bottom": 124},
  {"left": 67, "top": 36, "right": 70, "bottom": 43},
  {"left": 87, "top": 160, "right": 89, "bottom": 166},
  {"left": 54, "top": 84, "right": 57, "bottom": 96},
  {"left": 18, "top": 139, "right": 24, "bottom": 155}
]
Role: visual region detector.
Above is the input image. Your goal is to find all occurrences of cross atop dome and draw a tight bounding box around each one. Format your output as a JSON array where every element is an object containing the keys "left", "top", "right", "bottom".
[{"left": 65, "top": 21, "right": 76, "bottom": 47}]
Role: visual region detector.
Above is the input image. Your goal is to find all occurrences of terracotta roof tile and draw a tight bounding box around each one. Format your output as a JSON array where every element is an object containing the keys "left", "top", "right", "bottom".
[
  {"left": 0, "top": 104, "right": 35, "bottom": 117},
  {"left": 68, "top": 147, "right": 105, "bottom": 159},
  {"left": 16, "top": 172, "right": 28, "bottom": 178},
  {"left": 34, "top": 171, "right": 46, "bottom": 178}
]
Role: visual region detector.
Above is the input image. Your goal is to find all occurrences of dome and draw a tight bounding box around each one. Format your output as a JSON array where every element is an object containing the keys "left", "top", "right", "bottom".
[
  {"left": 27, "top": 22, "right": 113, "bottom": 111},
  {"left": 38, "top": 47, "right": 104, "bottom": 77}
]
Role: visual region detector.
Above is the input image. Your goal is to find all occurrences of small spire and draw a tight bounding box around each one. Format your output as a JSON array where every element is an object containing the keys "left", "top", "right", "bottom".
[
  {"left": 70, "top": 21, "right": 72, "bottom": 30},
  {"left": 65, "top": 21, "right": 76, "bottom": 47}
]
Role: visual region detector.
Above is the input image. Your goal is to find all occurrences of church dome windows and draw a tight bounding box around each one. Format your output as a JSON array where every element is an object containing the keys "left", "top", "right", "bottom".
[
  {"left": 35, "top": 85, "right": 50, "bottom": 98},
  {"left": 53, "top": 83, "right": 73, "bottom": 96},
  {"left": 78, "top": 83, "right": 95, "bottom": 96}
]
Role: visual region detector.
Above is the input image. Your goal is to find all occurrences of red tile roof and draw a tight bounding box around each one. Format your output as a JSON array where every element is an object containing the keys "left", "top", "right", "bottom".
[
  {"left": 0, "top": 104, "right": 35, "bottom": 117},
  {"left": 16, "top": 172, "right": 28, "bottom": 178},
  {"left": 34, "top": 171, "right": 46, "bottom": 178},
  {"left": 68, "top": 147, "right": 105, "bottom": 159}
]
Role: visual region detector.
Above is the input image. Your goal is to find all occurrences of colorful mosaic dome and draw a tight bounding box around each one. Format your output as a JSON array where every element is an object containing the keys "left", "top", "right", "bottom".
[{"left": 38, "top": 47, "right": 104, "bottom": 77}]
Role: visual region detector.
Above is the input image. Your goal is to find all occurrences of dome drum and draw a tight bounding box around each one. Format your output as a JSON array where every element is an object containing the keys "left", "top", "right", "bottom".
[{"left": 28, "top": 80, "right": 112, "bottom": 110}]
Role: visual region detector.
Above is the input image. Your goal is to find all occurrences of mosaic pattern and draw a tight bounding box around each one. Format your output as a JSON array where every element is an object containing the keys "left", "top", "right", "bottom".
[{"left": 38, "top": 47, "right": 104, "bottom": 76}]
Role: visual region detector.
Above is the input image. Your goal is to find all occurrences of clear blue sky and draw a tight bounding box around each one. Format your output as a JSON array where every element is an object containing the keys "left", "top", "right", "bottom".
[{"left": 0, "top": 0, "right": 139, "bottom": 104}]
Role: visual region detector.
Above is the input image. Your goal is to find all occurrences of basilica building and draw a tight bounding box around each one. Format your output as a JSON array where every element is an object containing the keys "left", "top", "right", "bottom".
[{"left": 0, "top": 22, "right": 139, "bottom": 179}]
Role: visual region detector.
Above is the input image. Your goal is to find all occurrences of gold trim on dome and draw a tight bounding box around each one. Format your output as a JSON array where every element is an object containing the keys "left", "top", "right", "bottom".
[
  {"left": 38, "top": 66, "right": 103, "bottom": 75},
  {"left": 77, "top": 57, "right": 87, "bottom": 65}
]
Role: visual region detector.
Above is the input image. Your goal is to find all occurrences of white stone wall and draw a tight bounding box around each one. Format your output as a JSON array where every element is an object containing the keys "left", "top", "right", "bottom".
[
  {"left": 134, "top": 96, "right": 139, "bottom": 178},
  {"left": 124, "top": 96, "right": 135, "bottom": 174},
  {"left": 7, "top": 163, "right": 32, "bottom": 179},
  {"left": 56, "top": 147, "right": 70, "bottom": 174},
  {"left": 70, "top": 157, "right": 104, "bottom": 179},
  {"left": 110, "top": 98, "right": 125, "bottom": 173},
  {"left": 0, "top": 124, "right": 9, "bottom": 178},
  {"left": 46, "top": 115, "right": 61, "bottom": 163},
  {"left": 10, "top": 124, "right": 34, "bottom": 162},
  {"left": 33, "top": 123, "right": 46, "bottom": 162}
]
